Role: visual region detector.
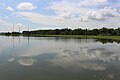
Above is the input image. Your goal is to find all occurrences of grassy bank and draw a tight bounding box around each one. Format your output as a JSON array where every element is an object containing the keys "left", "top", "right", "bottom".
[
  {"left": 23, "top": 34, "right": 120, "bottom": 40},
  {"left": 1, "top": 33, "right": 120, "bottom": 40}
]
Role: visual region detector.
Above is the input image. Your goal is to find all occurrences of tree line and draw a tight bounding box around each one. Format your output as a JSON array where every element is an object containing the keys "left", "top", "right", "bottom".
[{"left": 23, "top": 27, "right": 120, "bottom": 36}]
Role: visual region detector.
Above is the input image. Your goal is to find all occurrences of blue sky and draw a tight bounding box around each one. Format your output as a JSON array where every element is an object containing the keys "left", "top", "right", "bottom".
[{"left": 0, "top": 0, "right": 120, "bottom": 32}]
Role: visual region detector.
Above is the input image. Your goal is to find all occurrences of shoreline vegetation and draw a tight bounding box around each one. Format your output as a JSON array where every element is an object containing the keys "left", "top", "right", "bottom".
[{"left": 0, "top": 27, "right": 120, "bottom": 41}]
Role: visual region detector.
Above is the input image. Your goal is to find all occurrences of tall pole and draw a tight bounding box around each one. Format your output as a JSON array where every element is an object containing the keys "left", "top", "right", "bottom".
[
  {"left": 12, "top": 24, "right": 15, "bottom": 55},
  {"left": 28, "top": 26, "right": 30, "bottom": 47},
  {"left": 18, "top": 25, "right": 21, "bottom": 44}
]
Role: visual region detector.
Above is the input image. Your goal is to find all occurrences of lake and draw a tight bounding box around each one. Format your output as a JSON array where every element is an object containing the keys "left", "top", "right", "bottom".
[{"left": 0, "top": 36, "right": 120, "bottom": 80}]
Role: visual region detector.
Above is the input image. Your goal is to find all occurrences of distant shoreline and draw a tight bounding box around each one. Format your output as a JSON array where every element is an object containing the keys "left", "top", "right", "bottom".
[
  {"left": 1, "top": 34, "right": 120, "bottom": 41},
  {"left": 24, "top": 35, "right": 120, "bottom": 41},
  {"left": 1, "top": 27, "right": 120, "bottom": 41}
]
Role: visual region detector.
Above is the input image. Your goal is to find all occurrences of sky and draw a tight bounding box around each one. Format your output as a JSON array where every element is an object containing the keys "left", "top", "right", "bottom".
[{"left": 0, "top": 0, "right": 120, "bottom": 32}]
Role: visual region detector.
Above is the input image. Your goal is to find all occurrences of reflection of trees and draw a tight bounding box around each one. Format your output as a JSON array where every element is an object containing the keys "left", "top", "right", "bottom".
[{"left": 96, "top": 39, "right": 120, "bottom": 44}]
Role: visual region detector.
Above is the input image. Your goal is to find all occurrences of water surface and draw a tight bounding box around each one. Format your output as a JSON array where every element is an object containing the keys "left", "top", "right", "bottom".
[{"left": 0, "top": 36, "right": 120, "bottom": 80}]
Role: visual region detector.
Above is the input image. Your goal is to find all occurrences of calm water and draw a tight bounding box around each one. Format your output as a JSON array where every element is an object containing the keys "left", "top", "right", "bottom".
[{"left": 0, "top": 36, "right": 120, "bottom": 80}]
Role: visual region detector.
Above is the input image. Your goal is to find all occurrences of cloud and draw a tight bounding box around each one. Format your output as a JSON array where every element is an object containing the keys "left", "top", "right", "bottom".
[
  {"left": 17, "top": 10, "right": 120, "bottom": 29},
  {"left": 6, "top": 6, "right": 14, "bottom": 11},
  {"left": 49, "top": 0, "right": 88, "bottom": 20},
  {"left": 15, "top": 0, "right": 120, "bottom": 29},
  {"left": 17, "top": 11, "right": 84, "bottom": 28},
  {"left": 100, "top": 7, "right": 119, "bottom": 17},
  {"left": 85, "top": 7, "right": 119, "bottom": 21},
  {"left": 0, "top": 0, "right": 120, "bottom": 30},
  {"left": 79, "top": 0, "right": 108, "bottom": 7},
  {"left": 49, "top": 0, "right": 76, "bottom": 14},
  {"left": 85, "top": 10, "right": 105, "bottom": 20},
  {"left": 95, "top": 0, "right": 108, "bottom": 3},
  {"left": 49, "top": 0, "right": 119, "bottom": 22},
  {"left": 17, "top": 2, "right": 36, "bottom": 10},
  {"left": 17, "top": 12, "right": 56, "bottom": 25}
]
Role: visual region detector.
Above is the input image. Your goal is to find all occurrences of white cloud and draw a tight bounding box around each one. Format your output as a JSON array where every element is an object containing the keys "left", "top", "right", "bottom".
[
  {"left": 85, "top": 7, "right": 120, "bottom": 21},
  {"left": 6, "top": 6, "right": 14, "bottom": 11},
  {"left": 17, "top": 11, "right": 120, "bottom": 29},
  {"left": 49, "top": 0, "right": 120, "bottom": 22},
  {"left": 18, "top": 12, "right": 56, "bottom": 25},
  {"left": 49, "top": 0, "right": 76, "bottom": 14},
  {"left": 17, "top": 2, "right": 36, "bottom": 10},
  {"left": 100, "top": 7, "right": 119, "bottom": 17},
  {"left": 95, "top": 0, "right": 108, "bottom": 3},
  {"left": 18, "top": 11, "right": 81, "bottom": 27},
  {"left": 0, "top": 0, "right": 120, "bottom": 30},
  {"left": 49, "top": 0, "right": 89, "bottom": 20},
  {"left": 85, "top": 10, "right": 105, "bottom": 20},
  {"left": 16, "top": 0, "right": 120, "bottom": 29},
  {"left": 79, "top": 0, "right": 108, "bottom": 7}
]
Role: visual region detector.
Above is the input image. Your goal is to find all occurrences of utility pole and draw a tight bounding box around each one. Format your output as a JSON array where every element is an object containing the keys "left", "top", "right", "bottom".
[
  {"left": 27, "top": 26, "right": 30, "bottom": 47},
  {"left": 17, "top": 25, "right": 21, "bottom": 44}
]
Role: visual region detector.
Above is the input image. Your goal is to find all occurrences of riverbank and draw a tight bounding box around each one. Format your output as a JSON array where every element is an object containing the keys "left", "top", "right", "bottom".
[
  {"left": 1, "top": 33, "right": 120, "bottom": 41},
  {"left": 23, "top": 34, "right": 120, "bottom": 41}
]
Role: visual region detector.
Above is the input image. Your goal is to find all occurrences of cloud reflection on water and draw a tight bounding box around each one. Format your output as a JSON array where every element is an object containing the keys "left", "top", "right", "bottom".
[
  {"left": 50, "top": 43, "right": 120, "bottom": 71},
  {"left": 17, "top": 58, "right": 35, "bottom": 66},
  {"left": 0, "top": 37, "right": 120, "bottom": 69}
]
